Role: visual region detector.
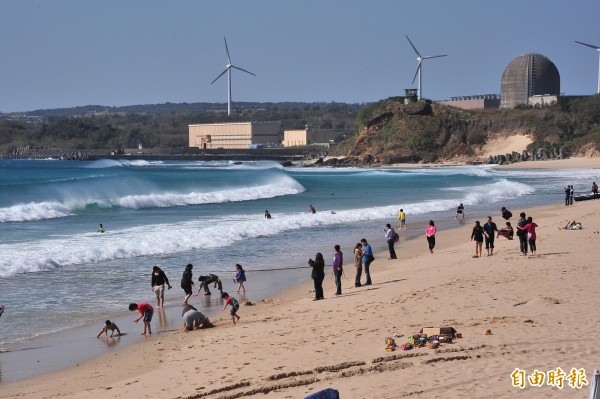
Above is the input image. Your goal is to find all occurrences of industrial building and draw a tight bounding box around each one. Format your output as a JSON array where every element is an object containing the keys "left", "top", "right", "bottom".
[
  {"left": 188, "top": 121, "right": 281, "bottom": 149},
  {"left": 439, "top": 94, "right": 500, "bottom": 110},
  {"left": 500, "top": 53, "right": 560, "bottom": 109},
  {"left": 283, "top": 127, "right": 340, "bottom": 148}
]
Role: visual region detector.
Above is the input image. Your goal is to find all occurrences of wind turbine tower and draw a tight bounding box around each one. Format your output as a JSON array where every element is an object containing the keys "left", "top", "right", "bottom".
[
  {"left": 575, "top": 40, "right": 600, "bottom": 95},
  {"left": 406, "top": 36, "right": 447, "bottom": 100},
  {"left": 211, "top": 37, "right": 256, "bottom": 116}
]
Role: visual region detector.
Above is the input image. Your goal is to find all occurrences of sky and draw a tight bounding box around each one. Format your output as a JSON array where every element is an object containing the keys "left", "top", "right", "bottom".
[{"left": 1, "top": 0, "right": 600, "bottom": 113}]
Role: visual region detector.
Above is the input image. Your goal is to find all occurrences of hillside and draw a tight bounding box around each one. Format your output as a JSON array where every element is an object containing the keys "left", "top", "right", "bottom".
[
  {"left": 3, "top": 96, "right": 600, "bottom": 164},
  {"left": 330, "top": 95, "right": 600, "bottom": 165}
]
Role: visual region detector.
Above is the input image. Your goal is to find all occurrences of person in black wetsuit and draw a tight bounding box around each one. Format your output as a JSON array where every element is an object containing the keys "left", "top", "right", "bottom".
[{"left": 196, "top": 274, "right": 223, "bottom": 296}]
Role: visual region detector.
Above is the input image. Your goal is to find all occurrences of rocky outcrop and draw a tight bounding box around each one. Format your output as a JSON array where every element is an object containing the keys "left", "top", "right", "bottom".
[
  {"left": 4, "top": 145, "right": 112, "bottom": 160},
  {"left": 486, "top": 147, "right": 566, "bottom": 165}
]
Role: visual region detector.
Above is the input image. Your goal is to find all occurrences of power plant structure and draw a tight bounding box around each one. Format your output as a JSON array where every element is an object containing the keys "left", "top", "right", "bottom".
[{"left": 500, "top": 53, "right": 560, "bottom": 109}]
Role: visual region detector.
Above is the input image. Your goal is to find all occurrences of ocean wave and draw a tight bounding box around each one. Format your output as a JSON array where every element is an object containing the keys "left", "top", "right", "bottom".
[
  {"left": 0, "top": 202, "right": 73, "bottom": 222},
  {"left": 0, "top": 174, "right": 305, "bottom": 222},
  {"left": 443, "top": 179, "right": 535, "bottom": 204},
  {"left": 0, "top": 179, "right": 532, "bottom": 277}
]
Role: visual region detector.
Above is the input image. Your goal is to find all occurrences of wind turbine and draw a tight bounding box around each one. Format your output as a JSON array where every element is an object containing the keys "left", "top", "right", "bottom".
[
  {"left": 211, "top": 37, "right": 256, "bottom": 116},
  {"left": 575, "top": 40, "right": 600, "bottom": 95},
  {"left": 406, "top": 35, "right": 447, "bottom": 100}
]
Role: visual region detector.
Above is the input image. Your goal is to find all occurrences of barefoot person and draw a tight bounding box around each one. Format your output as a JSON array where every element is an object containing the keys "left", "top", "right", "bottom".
[
  {"left": 471, "top": 221, "right": 484, "bottom": 258},
  {"left": 180, "top": 264, "right": 194, "bottom": 306},
  {"left": 497, "top": 222, "right": 514, "bottom": 239},
  {"left": 196, "top": 274, "right": 223, "bottom": 296},
  {"left": 360, "top": 238, "right": 374, "bottom": 286},
  {"left": 96, "top": 320, "right": 121, "bottom": 338},
  {"left": 151, "top": 265, "right": 171, "bottom": 308},
  {"left": 483, "top": 216, "right": 498, "bottom": 256},
  {"left": 233, "top": 264, "right": 246, "bottom": 293},
  {"left": 222, "top": 292, "right": 241, "bottom": 324},
  {"left": 129, "top": 303, "right": 153, "bottom": 335}
]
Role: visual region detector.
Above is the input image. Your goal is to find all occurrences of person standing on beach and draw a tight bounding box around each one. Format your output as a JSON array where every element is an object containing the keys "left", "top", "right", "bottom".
[
  {"left": 483, "top": 216, "right": 498, "bottom": 256},
  {"left": 518, "top": 216, "right": 539, "bottom": 256},
  {"left": 308, "top": 253, "right": 325, "bottom": 300},
  {"left": 233, "top": 263, "right": 246, "bottom": 293},
  {"left": 425, "top": 220, "right": 437, "bottom": 254},
  {"left": 353, "top": 243, "right": 363, "bottom": 287},
  {"left": 564, "top": 186, "right": 571, "bottom": 206},
  {"left": 592, "top": 182, "right": 598, "bottom": 199},
  {"left": 384, "top": 224, "right": 397, "bottom": 260},
  {"left": 332, "top": 245, "right": 343, "bottom": 296},
  {"left": 181, "top": 264, "right": 194, "bottom": 306},
  {"left": 570, "top": 185, "right": 574, "bottom": 205},
  {"left": 517, "top": 212, "right": 528, "bottom": 255},
  {"left": 360, "top": 238, "right": 373, "bottom": 285},
  {"left": 151, "top": 266, "right": 171, "bottom": 308},
  {"left": 471, "top": 221, "right": 484, "bottom": 258},
  {"left": 222, "top": 292, "right": 241, "bottom": 324},
  {"left": 129, "top": 303, "right": 153, "bottom": 335},
  {"left": 397, "top": 209, "right": 407, "bottom": 230}
]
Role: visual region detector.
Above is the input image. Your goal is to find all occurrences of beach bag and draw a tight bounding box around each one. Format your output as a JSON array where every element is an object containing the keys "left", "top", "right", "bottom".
[
  {"left": 367, "top": 254, "right": 375, "bottom": 263},
  {"left": 393, "top": 232, "right": 400, "bottom": 242}
]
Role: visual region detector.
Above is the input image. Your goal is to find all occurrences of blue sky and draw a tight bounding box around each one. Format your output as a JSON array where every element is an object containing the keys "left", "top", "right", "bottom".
[{"left": 1, "top": 0, "right": 599, "bottom": 112}]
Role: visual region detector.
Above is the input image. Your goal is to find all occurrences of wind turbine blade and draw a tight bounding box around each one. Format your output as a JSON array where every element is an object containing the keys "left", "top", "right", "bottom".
[
  {"left": 224, "top": 37, "right": 232, "bottom": 64},
  {"left": 423, "top": 54, "right": 447, "bottom": 60},
  {"left": 411, "top": 62, "right": 421, "bottom": 85},
  {"left": 575, "top": 40, "right": 600, "bottom": 50},
  {"left": 211, "top": 68, "right": 229, "bottom": 84},
  {"left": 231, "top": 65, "right": 256, "bottom": 76},
  {"left": 405, "top": 35, "right": 422, "bottom": 57}
]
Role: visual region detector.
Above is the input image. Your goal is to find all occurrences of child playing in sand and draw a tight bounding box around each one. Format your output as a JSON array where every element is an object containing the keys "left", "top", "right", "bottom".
[
  {"left": 96, "top": 320, "right": 121, "bottom": 338},
  {"left": 232, "top": 263, "right": 246, "bottom": 293},
  {"left": 129, "top": 303, "right": 154, "bottom": 335},
  {"left": 222, "top": 292, "right": 241, "bottom": 324}
]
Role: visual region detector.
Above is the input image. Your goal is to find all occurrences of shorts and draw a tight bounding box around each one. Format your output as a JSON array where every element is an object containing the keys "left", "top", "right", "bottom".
[
  {"left": 400, "top": 219, "right": 406, "bottom": 226},
  {"left": 183, "top": 310, "right": 206, "bottom": 330},
  {"left": 230, "top": 304, "right": 239, "bottom": 316},
  {"left": 153, "top": 284, "right": 165, "bottom": 299},
  {"left": 182, "top": 285, "right": 192, "bottom": 295},
  {"left": 484, "top": 237, "right": 494, "bottom": 249},
  {"left": 143, "top": 308, "right": 154, "bottom": 323}
]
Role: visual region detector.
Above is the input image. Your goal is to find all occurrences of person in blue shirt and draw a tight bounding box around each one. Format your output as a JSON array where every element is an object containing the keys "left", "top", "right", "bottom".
[
  {"left": 360, "top": 238, "right": 373, "bottom": 286},
  {"left": 233, "top": 263, "right": 246, "bottom": 293}
]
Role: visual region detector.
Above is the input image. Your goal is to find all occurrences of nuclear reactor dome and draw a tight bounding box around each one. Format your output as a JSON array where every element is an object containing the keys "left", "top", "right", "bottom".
[{"left": 500, "top": 53, "right": 560, "bottom": 109}]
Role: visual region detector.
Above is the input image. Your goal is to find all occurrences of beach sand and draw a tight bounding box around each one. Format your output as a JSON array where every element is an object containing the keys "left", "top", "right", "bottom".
[{"left": 3, "top": 165, "right": 600, "bottom": 398}]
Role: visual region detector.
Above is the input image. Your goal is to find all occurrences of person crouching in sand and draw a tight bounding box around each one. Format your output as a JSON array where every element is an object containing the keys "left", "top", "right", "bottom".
[
  {"left": 129, "top": 303, "right": 153, "bottom": 335},
  {"left": 96, "top": 320, "right": 121, "bottom": 338},
  {"left": 222, "top": 292, "right": 241, "bottom": 324}
]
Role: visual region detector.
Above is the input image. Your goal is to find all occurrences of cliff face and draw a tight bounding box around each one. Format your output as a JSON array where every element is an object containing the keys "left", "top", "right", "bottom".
[{"left": 331, "top": 96, "right": 600, "bottom": 165}]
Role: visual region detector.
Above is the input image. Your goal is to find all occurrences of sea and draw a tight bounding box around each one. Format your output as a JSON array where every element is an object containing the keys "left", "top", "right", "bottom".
[{"left": 0, "top": 158, "right": 596, "bottom": 359}]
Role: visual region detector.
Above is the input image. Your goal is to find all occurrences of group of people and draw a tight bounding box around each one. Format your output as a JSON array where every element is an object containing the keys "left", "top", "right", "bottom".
[
  {"left": 96, "top": 263, "right": 247, "bottom": 338},
  {"left": 307, "top": 238, "right": 375, "bottom": 300},
  {"left": 470, "top": 210, "right": 538, "bottom": 257},
  {"left": 565, "top": 185, "right": 574, "bottom": 205}
]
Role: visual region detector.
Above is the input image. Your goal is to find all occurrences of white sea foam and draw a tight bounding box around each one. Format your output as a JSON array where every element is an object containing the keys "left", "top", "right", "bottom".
[
  {"left": 0, "top": 174, "right": 305, "bottom": 222},
  {"left": 0, "top": 178, "right": 532, "bottom": 277},
  {"left": 0, "top": 202, "right": 72, "bottom": 222}
]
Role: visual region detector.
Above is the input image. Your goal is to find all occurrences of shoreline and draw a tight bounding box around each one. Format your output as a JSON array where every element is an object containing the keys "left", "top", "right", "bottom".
[{"left": 3, "top": 196, "right": 599, "bottom": 398}]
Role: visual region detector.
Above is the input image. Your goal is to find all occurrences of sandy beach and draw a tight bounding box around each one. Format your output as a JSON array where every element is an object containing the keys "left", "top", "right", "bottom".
[{"left": 3, "top": 160, "right": 600, "bottom": 398}]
